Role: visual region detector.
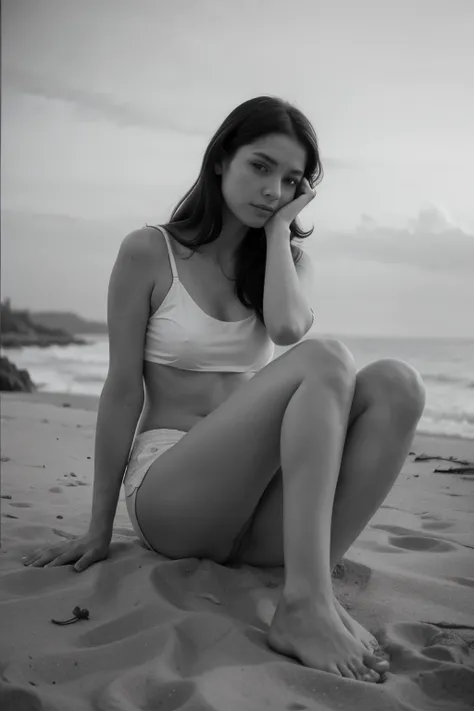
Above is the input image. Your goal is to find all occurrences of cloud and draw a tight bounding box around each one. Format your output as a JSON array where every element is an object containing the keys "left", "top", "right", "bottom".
[
  {"left": 310, "top": 205, "right": 474, "bottom": 274},
  {"left": 3, "top": 64, "right": 207, "bottom": 136},
  {"left": 3, "top": 64, "right": 350, "bottom": 170}
]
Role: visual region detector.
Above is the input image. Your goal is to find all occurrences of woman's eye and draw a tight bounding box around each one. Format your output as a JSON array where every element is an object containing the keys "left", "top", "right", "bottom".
[{"left": 253, "top": 163, "right": 297, "bottom": 186}]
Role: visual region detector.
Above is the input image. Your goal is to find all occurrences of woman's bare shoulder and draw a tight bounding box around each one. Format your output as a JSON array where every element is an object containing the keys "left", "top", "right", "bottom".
[{"left": 119, "top": 225, "right": 175, "bottom": 268}]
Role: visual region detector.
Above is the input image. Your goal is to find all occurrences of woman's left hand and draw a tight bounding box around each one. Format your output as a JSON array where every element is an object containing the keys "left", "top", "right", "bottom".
[{"left": 264, "top": 177, "right": 317, "bottom": 234}]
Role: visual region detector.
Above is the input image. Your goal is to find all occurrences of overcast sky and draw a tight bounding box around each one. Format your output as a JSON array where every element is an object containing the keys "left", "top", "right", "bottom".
[{"left": 2, "top": 0, "right": 473, "bottom": 337}]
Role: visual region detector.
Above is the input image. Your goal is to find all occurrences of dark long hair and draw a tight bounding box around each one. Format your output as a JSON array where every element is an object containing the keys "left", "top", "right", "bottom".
[{"left": 159, "top": 96, "right": 323, "bottom": 324}]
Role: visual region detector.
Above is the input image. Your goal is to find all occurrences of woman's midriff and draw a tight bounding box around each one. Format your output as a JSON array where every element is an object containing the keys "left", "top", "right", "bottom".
[{"left": 136, "top": 360, "right": 256, "bottom": 434}]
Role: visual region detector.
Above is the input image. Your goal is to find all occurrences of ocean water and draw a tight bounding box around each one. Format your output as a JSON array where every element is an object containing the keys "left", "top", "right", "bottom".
[{"left": 3, "top": 333, "right": 474, "bottom": 441}]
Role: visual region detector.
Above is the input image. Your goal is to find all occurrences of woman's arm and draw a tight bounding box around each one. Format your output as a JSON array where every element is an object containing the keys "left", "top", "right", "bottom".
[
  {"left": 263, "top": 227, "right": 315, "bottom": 345},
  {"left": 88, "top": 382, "right": 144, "bottom": 539},
  {"left": 88, "top": 227, "right": 158, "bottom": 537}
]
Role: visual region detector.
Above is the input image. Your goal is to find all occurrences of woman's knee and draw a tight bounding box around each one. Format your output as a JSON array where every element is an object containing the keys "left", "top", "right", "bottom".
[
  {"left": 359, "top": 358, "right": 426, "bottom": 421},
  {"left": 293, "top": 336, "right": 357, "bottom": 400}
]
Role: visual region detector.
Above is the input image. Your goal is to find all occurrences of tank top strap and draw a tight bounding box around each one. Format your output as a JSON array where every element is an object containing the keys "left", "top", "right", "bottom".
[{"left": 146, "top": 224, "right": 179, "bottom": 281}]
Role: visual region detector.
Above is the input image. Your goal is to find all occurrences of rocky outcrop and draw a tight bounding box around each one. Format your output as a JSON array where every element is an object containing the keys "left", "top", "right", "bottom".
[
  {"left": 0, "top": 299, "right": 91, "bottom": 391},
  {"left": 1, "top": 300, "right": 87, "bottom": 349},
  {"left": 30, "top": 311, "right": 107, "bottom": 335},
  {"left": 0, "top": 356, "right": 36, "bottom": 392}
]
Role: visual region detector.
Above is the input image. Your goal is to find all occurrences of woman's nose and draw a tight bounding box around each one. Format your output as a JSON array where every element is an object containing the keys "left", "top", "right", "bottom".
[{"left": 263, "top": 182, "right": 281, "bottom": 200}]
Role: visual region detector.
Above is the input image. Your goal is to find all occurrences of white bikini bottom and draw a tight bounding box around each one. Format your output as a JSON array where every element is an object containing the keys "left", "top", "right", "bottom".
[
  {"left": 123, "top": 429, "right": 187, "bottom": 550},
  {"left": 122, "top": 427, "right": 258, "bottom": 563}
]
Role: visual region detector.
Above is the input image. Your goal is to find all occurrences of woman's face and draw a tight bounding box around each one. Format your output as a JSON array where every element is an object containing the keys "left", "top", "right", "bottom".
[{"left": 217, "top": 133, "right": 307, "bottom": 226}]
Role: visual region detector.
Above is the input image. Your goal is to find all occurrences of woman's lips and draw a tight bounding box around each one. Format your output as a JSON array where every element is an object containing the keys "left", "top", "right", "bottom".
[{"left": 252, "top": 204, "right": 274, "bottom": 214}]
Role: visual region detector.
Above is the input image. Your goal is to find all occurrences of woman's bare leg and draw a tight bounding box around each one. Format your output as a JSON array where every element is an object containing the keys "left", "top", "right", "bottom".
[
  {"left": 237, "top": 359, "right": 425, "bottom": 664},
  {"left": 266, "top": 369, "right": 391, "bottom": 680},
  {"left": 329, "top": 359, "right": 426, "bottom": 648}
]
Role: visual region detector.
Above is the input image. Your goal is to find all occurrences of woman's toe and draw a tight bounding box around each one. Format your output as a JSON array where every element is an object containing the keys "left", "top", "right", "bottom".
[{"left": 363, "top": 653, "right": 390, "bottom": 672}]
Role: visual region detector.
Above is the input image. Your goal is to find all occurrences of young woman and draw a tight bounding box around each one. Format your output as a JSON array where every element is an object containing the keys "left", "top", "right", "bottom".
[{"left": 23, "top": 96, "right": 426, "bottom": 682}]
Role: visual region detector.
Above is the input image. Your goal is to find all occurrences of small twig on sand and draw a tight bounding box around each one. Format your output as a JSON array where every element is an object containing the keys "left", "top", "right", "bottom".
[
  {"left": 421, "top": 621, "right": 474, "bottom": 631},
  {"left": 414, "top": 454, "right": 472, "bottom": 465},
  {"left": 434, "top": 466, "right": 474, "bottom": 474},
  {"left": 51, "top": 606, "right": 90, "bottom": 625}
]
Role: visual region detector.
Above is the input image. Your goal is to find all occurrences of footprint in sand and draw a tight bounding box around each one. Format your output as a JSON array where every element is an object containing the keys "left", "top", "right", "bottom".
[
  {"left": 388, "top": 535, "right": 457, "bottom": 553},
  {"left": 422, "top": 628, "right": 470, "bottom": 664},
  {"left": 420, "top": 513, "right": 455, "bottom": 531},
  {"left": 372, "top": 523, "right": 460, "bottom": 553},
  {"left": 421, "top": 521, "right": 454, "bottom": 531},
  {"left": 381, "top": 621, "right": 472, "bottom": 672},
  {"left": 9, "top": 502, "right": 32, "bottom": 508}
]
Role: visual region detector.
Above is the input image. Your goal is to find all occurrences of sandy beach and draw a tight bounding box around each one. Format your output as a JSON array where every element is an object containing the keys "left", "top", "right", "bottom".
[{"left": 1, "top": 390, "right": 473, "bottom": 711}]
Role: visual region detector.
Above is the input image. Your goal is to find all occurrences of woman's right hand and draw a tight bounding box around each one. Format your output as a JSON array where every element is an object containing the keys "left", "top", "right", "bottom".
[{"left": 22, "top": 531, "right": 111, "bottom": 572}]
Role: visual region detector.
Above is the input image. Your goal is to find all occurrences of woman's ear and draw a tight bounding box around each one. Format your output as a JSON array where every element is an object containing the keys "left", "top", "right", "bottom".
[{"left": 215, "top": 152, "right": 230, "bottom": 176}]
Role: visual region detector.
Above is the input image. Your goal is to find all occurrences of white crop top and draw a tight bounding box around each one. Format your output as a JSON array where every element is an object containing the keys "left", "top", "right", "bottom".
[{"left": 143, "top": 226, "right": 275, "bottom": 372}]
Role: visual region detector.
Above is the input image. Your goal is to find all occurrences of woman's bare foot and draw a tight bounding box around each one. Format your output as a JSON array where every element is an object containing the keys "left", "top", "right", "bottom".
[
  {"left": 267, "top": 595, "right": 385, "bottom": 682},
  {"left": 334, "top": 598, "right": 381, "bottom": 654}
]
